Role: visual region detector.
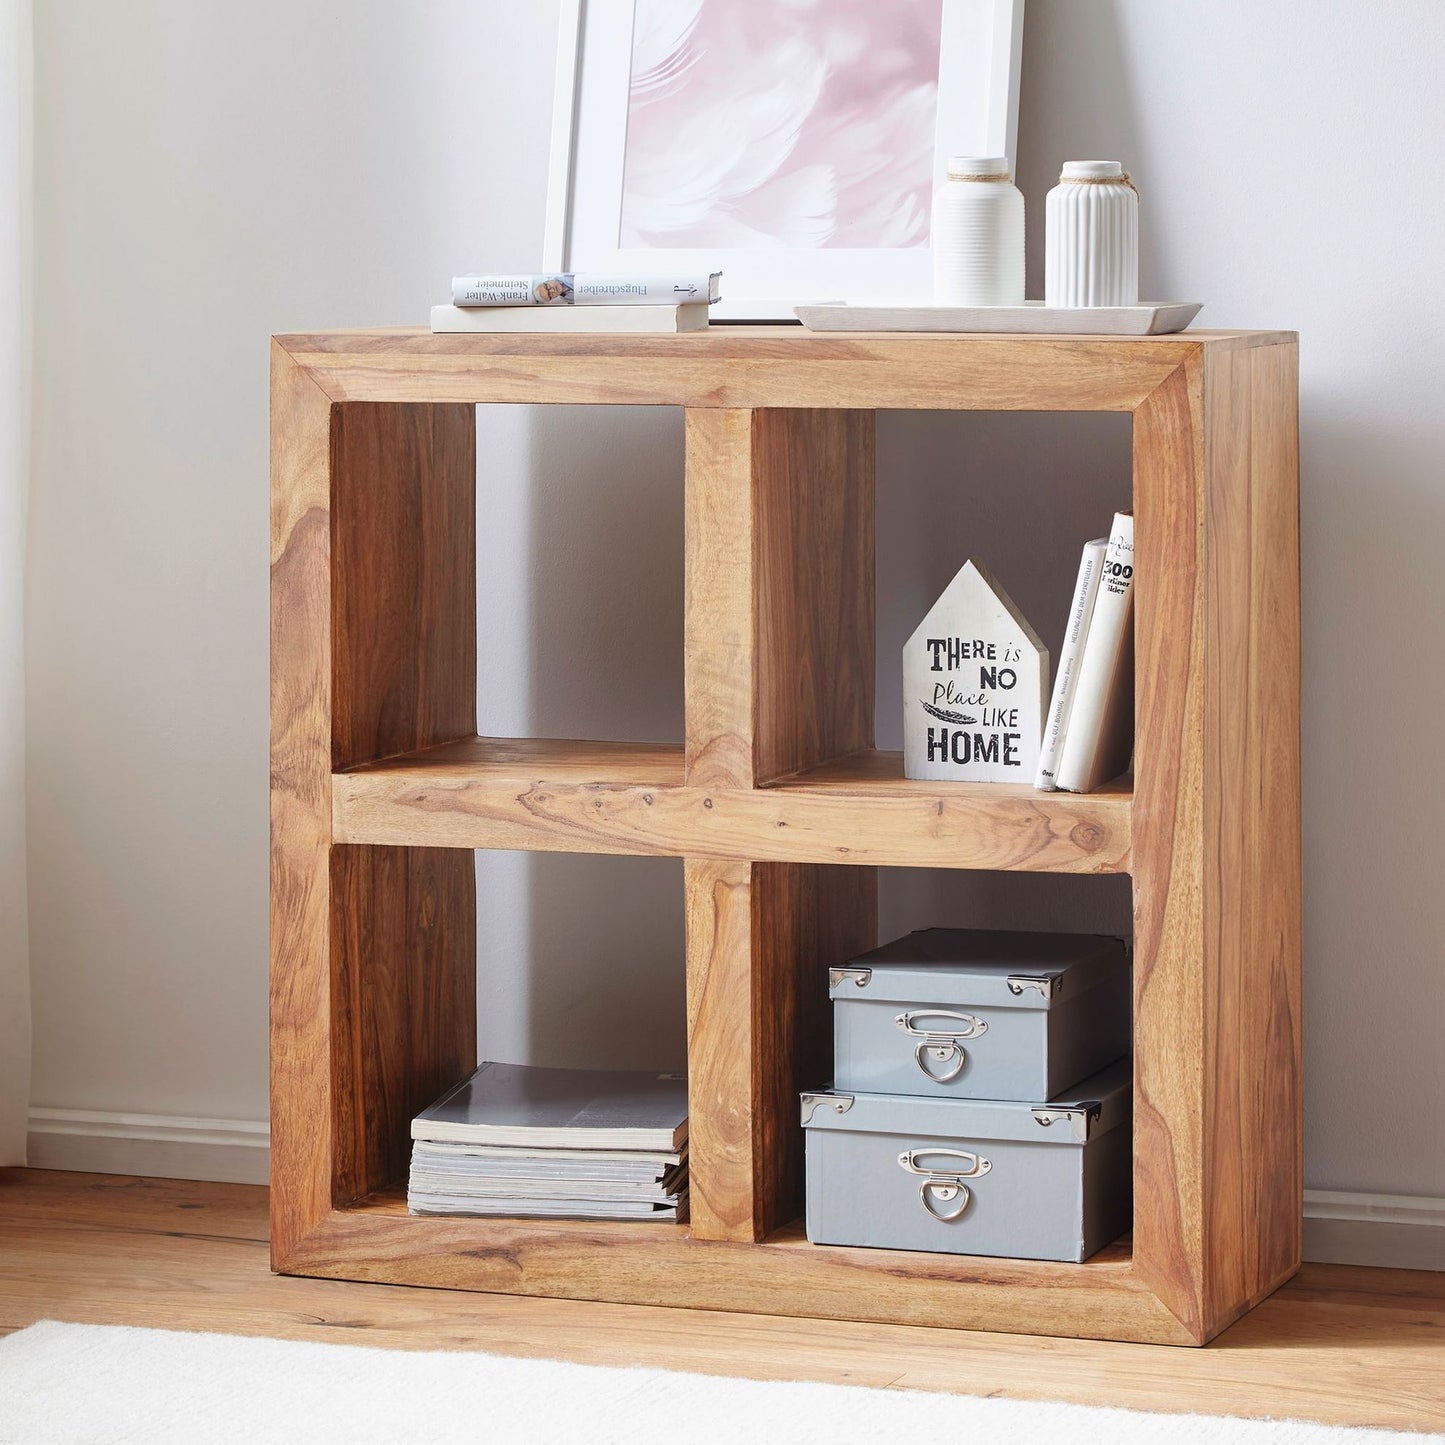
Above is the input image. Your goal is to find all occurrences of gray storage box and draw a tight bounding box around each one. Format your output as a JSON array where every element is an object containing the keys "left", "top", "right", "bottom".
[
  {"left": 802, "top": 1060, "right": 1132, "bottom": 1262},
  {"left": 831, "top": 928, "right": 1129, "bottom": 1101}
]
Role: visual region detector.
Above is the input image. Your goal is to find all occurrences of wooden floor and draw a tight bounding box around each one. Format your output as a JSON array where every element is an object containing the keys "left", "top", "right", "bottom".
[{"left": 1, "top": 1169, "right": 1442, "bottom": 1433}]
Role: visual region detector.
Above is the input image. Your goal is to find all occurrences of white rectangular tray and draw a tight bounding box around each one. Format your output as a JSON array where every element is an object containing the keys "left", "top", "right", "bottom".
[{"left": 795, "top": 301, "right": 1202, "bottom": 336}]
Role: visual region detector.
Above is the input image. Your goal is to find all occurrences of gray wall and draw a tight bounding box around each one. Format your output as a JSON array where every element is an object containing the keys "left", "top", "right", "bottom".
[{"left": 26, "top": 1, "right": 1445, "bottom": 1206}]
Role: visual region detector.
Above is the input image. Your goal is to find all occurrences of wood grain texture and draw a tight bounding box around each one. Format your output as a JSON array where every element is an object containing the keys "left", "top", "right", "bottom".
[
  {"left": 1129, "top": 357, "right": 1210, "bottom": 1339},
  {"left": 333, "top": 741, "right": 1130, "bottom": 874},
  {"left": 271, "top": 364, "right": 479, "bottom": 1264},
  {"left": 751, "top": 863, "right": 876, "bottom": 1236},
  {"left": 1200, "top": 341, "right": 1303, "bottom": 1322},
  {"left": 685, "top": 410, "right": 756, "bottom": 788},
  {"left": 274, "top": 330, "right": 1290, "bottom": 412},
  {"left": 1203, "top": 346, "right": 1253, "bottom": 1319},
  {"left": 306, "top": 1194, "right": 1177, "bottom": 1341},
  {"left": 684, "top": 859, "right": 758, "bottom": 1240},
  {"left": 329, "top": 846, "right": 476, "bottom": 1205},
  {"left": 6, "top": 1171, "right": 1445, "bottom": 1432},
  {"left": 684, "top": 860, "right": 875, "bottom": 1244},
  {"left": 0, "top": 1169, "right": 272, "bottom": 1241},
  {"left": 751, "top": 409, "right": 875, "bottom": 784},
  {"left": 269, "top": 342, "right": 340, "bottom": 1261},
  {"left": 687, "top": 407, "right": 874, "bottom": 787},
  {"left": 331, "top": 402, "right": 476, "bottom": 767},
  {"left": 339, "top": 736, "right": 688, "bottom": 783},
  {"left": 1130, "top": 340, "right": 1303, "bottom": 1342},
  {"left": 682, "top": 405, "right": 877, "bottom": 1240},
  {"left": 1248, "top": 343, "right": 1304, "bottom": 1292}
]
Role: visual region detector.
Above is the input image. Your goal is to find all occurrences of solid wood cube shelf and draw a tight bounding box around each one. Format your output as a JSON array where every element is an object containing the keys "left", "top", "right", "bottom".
[{"left": 270, "top": 326, "right": 1301, "bottom": 1346}]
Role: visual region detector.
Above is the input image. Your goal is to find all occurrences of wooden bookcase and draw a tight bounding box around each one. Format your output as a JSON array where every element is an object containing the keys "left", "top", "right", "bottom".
[{"left": 270, "top": 327, "right": 1300, "bottom": 1346}]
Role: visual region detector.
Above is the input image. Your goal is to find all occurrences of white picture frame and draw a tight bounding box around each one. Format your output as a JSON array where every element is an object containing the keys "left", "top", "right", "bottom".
[{"left": 544, "top": 0, "right": 1025, "bottom": 322}]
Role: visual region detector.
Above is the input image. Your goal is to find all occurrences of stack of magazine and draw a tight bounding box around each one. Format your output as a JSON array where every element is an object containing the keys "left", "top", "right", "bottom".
[
  {"left": 407, "top": 1061, "right": 688, "bottom": 1222},
  {"left": 430, "top": 270, "right": 722, "bottom": 334},
  {"left": 1035, "top": 510, "right": 1136, "bottom": 794}
]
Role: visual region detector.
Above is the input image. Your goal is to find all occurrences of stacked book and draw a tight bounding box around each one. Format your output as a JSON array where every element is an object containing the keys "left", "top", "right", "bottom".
[
  {"left": 1035, "top": 510, "right": 1136, "bottom": 793},
  {"left": 431, "top": 270, "right": 722, "bottom": 334},
  {"left": 407, "top": 1060, "right": 688, "bottom": 1222}
]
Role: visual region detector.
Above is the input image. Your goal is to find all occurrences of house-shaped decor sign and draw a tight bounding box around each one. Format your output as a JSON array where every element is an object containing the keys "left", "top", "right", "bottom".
[{"left": 904, "top": 560, "right": 1049, "bottom": 783}]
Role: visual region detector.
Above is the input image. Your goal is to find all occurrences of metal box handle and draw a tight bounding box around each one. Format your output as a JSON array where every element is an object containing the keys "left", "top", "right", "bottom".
[
  {"left": 898, "top": 1148, "right": 992, "bottom": 1221},
  {"left": 894, "top": 1009, "right": 987, "bottom": 1083}
]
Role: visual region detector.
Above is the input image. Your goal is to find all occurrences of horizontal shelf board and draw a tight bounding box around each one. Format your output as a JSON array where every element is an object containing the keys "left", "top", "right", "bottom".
[
  {"left": 288, "top": 1193, "right": 1181, "bottom": 1342},
  {"left": 274, "top": 328, "right": 1291, "bottom": 413},
  {"left": 772, "top": 747, "right": 1132, "bottom": 797},
  {"left": 338, "top": 735, "right": 686, "bottom": 784},
  {"left": 333, "top": 736, "right": 687, "bottom": 856},
  {"left": 332, "top": 741, "right": 1130, "bottom": 873},
  {"left": 756, "top": 750, "right": 1130, "bottom": 871}
]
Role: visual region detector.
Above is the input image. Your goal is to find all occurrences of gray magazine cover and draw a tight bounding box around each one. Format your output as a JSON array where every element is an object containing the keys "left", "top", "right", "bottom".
[{"left": 412, "top": 1061, "right": 688, "bottom": 1151}]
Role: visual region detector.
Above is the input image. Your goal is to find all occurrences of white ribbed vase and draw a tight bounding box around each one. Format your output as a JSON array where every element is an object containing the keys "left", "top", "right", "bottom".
[
  {"left": 1044, "top": 161, "right": 1139, "bottom": 307},
  {"left": 932, "top": 156, "right": 1025, "bottom": 306}
]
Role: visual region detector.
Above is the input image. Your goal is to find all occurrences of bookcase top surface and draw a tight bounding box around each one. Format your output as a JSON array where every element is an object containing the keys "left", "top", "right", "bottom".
[
  {"left": 273, "top": 327, "right": 1297, "bottom": 412},
  {"left": 277, "top": 325, "right": 1293, "bottom": 350}
]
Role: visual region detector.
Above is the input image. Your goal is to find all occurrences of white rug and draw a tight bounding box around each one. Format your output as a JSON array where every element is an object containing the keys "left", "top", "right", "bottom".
[{"left": 0, "top": 1320, "right": 1437, "bottom": 1445}]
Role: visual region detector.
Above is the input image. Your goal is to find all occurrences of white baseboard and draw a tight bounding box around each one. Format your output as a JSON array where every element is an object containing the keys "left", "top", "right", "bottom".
[
  {"left": 27, "top": 1108, "right": 270, "bottom": 1186},
  {"left": 1302, "top": 1188, "right": 1445, "bottom": 1271},
  {"left": 21, "top": 1111, "right": 1445, "bottom": 1272}
]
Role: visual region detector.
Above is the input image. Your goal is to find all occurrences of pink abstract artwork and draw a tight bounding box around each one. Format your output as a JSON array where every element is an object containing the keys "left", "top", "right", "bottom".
[{"left": 619, "top": 0, "right": 944, "bottom": 250}]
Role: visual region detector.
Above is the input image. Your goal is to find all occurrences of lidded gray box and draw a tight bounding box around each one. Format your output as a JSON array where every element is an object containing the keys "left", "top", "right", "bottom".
[
  {"left": 831, "top": 928, "right": 1129, "bottom": 1102},
  {"left": 802, "top": 1060, "right": 1132, "bottom": 1262}
]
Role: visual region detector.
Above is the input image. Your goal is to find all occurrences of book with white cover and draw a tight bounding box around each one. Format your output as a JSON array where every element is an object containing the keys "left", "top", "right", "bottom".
[
  {"left": 412, "top": 1062, "right": 688, "bottom": 1152},
  {"left": 1035, "top": 537, "right": 1109, "bottom": 790},
  {"left": 408, "top": 1164, "right": 685, "bottom": 1203},
  {"left": 407, "top": 1142, "right": 684, "bottom": 1177},
  {"left": 409, "top": 1193, "right": 687, "bottom": 1221},
  {"left": 409, "top": 1140, "right": 685, "bottom": 1170},
  {"left": 409, "top": 1173, "right": 684, "bottom": 1201},
  {"left": 1054, "top": 513, "right": 1136, "bottom": 793},
  {"left": 408, "top": 1144, "right": 684, "bottom": 1191},
  {"left": 430, "top": 303, "right": 708, "bottom": 334},
  {"left": 451, "top": 272, "right": 721, "bottom": 306}
]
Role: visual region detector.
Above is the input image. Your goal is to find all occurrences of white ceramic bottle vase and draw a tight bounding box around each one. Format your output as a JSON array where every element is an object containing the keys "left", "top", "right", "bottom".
[
  {"left": 932, "top": 156, "right": 1025, "bottom": 306},
  {"left": 1044, "top": 161, "right": 1139, "bottom": 307}
]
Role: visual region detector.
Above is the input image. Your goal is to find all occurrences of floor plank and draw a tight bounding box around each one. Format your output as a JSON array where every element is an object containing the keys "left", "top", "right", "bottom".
[{"left": 1, "top": 1168, "right": 1442, "bottom": 1432}]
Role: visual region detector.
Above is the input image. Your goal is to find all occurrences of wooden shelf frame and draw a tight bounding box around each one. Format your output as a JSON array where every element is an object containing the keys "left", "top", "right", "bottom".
[{"left": 271, "top": 327, "right": 1301, "bottom": 1346}]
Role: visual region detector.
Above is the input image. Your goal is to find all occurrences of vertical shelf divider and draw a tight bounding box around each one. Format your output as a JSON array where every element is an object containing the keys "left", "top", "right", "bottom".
[
  {"left": 270, "top": 355, "right": 479, "bottom": 1264},
  {"left": 682, "top": 408, "right": 880, "bottom": 1242}
]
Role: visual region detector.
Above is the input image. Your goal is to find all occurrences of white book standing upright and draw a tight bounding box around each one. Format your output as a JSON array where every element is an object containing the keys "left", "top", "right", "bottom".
[
  {"left": 1035, "top": 537, "right": 1108, "bottom": 790},
  {"left": 1053, "top": 513, "right": 1136, "bottom": 794}
]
